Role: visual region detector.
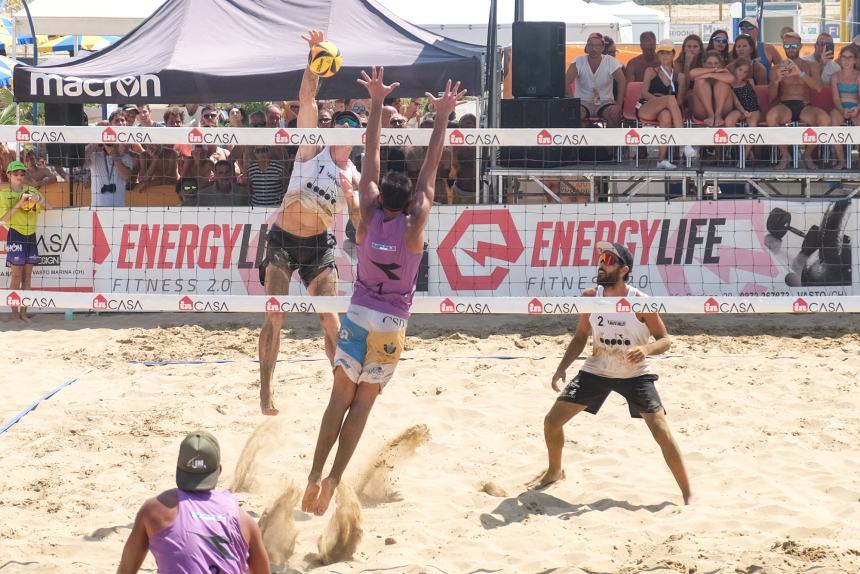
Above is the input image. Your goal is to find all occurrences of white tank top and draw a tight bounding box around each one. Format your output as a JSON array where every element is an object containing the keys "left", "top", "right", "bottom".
[
  {"left": 582, "top": 285, "right": 653, "bottom": 378},
  {"left": 282, "top": 146, "right": 359, "bottom": 229}
]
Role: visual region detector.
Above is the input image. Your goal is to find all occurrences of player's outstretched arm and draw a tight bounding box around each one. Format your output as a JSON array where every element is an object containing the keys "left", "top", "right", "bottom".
[
  {"left": 295, "top": 30, "right": 324, "bottom": 163},
  {"left": 357, "top": 66, "right": 400, "bottom": 217}
]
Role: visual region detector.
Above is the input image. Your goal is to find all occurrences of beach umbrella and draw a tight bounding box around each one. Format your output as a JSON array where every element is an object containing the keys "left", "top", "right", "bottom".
[
  {"left": 0, "top": 55, "right": 23, "bottom": 88},
  {"left": 39, "top": 35, "right": 120, "bottom": 54}
]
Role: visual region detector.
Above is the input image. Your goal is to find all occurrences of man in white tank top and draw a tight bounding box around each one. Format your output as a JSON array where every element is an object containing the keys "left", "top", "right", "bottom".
[{"left": 531, "top": 242, "right": 692, "bottom": 505}]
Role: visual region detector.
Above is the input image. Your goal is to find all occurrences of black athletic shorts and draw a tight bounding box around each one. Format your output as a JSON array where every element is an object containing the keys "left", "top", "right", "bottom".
[
  {"left": 558, "top": 370, "right": 665, "bottom": 419},
  {"left": 261, "top": 225, "right": 336, "bottom": 287}
]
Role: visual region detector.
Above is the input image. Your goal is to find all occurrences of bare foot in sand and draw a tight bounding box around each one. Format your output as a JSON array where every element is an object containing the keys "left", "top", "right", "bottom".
[
  {"left": 301, "top": 477, "right": 321, "bottom": 513},
  {"left": 313, "top": 477, "right": 338, "bottom": 516},
  {"left": 528, "top": 468, "right": 565, "bottom": 490},
  {"left": 683, "top": 491, "right": 693, "bottom": 505},
  {"left": 260, "top": 390, "right": 279, "bottom": 416}
]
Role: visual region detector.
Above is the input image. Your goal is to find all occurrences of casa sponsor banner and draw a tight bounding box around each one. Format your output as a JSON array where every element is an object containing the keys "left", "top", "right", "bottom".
[
  {"left": 3, "top": 290, "right": 859, "bottom": 314},
  {"left": 1, "top": 126, "right": 859, "bottom": 147},
  {"left": 428, "top": 200, "right": 859, "bottom": 297},
  {"left": 0, "top": 210, "right": 93, "bottom": 290},
  {"left": 89, "top": 209, "right": 356, "bottom": 296}
]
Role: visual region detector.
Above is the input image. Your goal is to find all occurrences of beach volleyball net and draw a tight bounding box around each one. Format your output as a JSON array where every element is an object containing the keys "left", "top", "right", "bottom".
[{"left": 1, "top": 125, "right": 859, "bottom": 315}]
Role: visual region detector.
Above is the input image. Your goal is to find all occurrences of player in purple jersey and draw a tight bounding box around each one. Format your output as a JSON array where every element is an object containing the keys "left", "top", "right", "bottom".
[{"left": 301, "top": 68, "right": 466, "bottom": 516}]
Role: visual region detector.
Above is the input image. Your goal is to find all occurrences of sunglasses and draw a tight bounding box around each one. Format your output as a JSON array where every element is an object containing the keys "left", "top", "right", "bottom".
[
  {"left": 783, "top": 43, "right": 799, "bottom": 50},
  {"left": 598, "top": 252, "right": 619, "bottom": 266},
  {"left": 391, "top": 119, "right": 406, "bottom": 126},
  {"left": 202, "top": 113, "right": 218, "bottom": 119},
  {"left": 739, "top": 23, "right": 755, "bottom": 29},
  {"left": 712, "top": 37, "right": 728, "bottom": 44},
  {"left": 335, "top": 116, "right": 360, "bottom": 128},
  {"left": 319, "top": 117, "right": 332, "bottom": 123}
]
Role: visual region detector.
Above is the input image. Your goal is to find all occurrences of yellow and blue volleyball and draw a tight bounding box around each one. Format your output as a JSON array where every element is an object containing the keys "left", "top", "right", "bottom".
[{"left": 308, "top": 42, "right": 343, "bottom": 78}]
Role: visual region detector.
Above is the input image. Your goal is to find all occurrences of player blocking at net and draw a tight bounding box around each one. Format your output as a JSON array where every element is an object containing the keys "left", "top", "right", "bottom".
[
  {"left": 301, "top": 68, "right": 466, "bottom": 516},
  {"left": 257, "top": 29, "right": 361, "bottom": 416},
  {"left": 532, "top": 242, "right": 693, "bottom": 505}
]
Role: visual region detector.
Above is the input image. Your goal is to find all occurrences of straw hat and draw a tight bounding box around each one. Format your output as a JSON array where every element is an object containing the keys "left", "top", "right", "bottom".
[{"left": 656, "top": 39, "right": 675, "bottom": 54}]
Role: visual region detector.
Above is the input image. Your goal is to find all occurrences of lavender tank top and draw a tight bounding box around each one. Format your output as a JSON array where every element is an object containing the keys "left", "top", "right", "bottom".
[
  {"left": 149, "top": 489, "right": 249, "bottom": 574},
  {"left": 352, "top": 209, "right": 423, "bottom": 319}
]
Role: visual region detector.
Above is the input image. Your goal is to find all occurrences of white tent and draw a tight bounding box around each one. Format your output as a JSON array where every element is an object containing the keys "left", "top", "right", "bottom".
[
  {"left": 590, "top": 0, "right": 669, "bottom": 40},
  {"left": 376, "top": 0, "right": 634, "bottom": 44},
  {"left": 13, "top": 0, "right": 167, "bottom": 36}
]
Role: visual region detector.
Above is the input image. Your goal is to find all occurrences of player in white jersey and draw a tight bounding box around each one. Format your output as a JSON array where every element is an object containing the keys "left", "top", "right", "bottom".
[{"left": 532, "top": 241, "right": 692, "bottom": 504}]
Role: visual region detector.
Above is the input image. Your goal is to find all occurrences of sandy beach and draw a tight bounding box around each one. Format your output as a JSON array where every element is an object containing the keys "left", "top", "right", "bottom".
[{"left": 1, "top": 311, "right": 859, "bottom": 573}]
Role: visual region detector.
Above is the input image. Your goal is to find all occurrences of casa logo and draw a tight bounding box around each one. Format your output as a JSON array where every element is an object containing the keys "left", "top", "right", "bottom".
[
  {"left": 616, "top": 297, "right": 632, "bottom": 312},
  {"left": 802, "top": 128, "right": 818, "bottom": 144},
  {"left": 15, "top": 126, "right": 66, "bottom": 143},
  {"left": 101, "top": 127, "right": 152, "bottom": 145},
  {"left": 704, "top": 297, "right": 720, "bottom": 313},
  {"left": 527, "top": 297, "right": 579, "bottom": 314},
  {"left": 274, "top": 128, "right": 325, "bottom": 145},
  {"left": 792, "top": 297, "right": 844, "bottom": 313},
  {"left": 801, "top": 128, "right": 853, "bottom": 144},
  {"left": 92, "top": 294, "right": 143, "bottom": 311},
  {"left": 631, "top": 301, "right": 668, "bottom": 313},
  {"left": 537, "top": 129, "right": 552, "bottom": 145},
  {"left": 537, "top": 129, "right": 588, "bottom": 146},
  {"left": 264, "top": 297, "right": 316, "bottom": 313},
  {"left": 380, "top": 133, "right": 413, "bottom": 146},
  {"left": 447, "top": 129, "right": 499, "bottom": 145},
  {"left": 4, "top": 291, "right": 56, "bottom": 308},
  {"left": 31, "top": 72, "right": 161, "bottom": 98},
  {"left": 178, "top": 295, "right": 229, "bottom": 312},
  {"left": 439, "top": 297, "right": 491, "bottom": 314},
  {"left": 625, "top": 129, "right": 641, "bottom": 145},
  {"left": 704, "top": 297, "right": 758, "bottom": 314},
  {"left": 711, "top": 129, "right": 762, "bottom": 145},
  {"left": 102, "top": 127, "right": 118, "bottom": 143},
  {"left": 187, "top": 128, "right": 238, "bottom": 145}
]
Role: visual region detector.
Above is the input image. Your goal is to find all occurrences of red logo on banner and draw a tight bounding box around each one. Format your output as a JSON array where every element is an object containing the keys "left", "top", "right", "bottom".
[
  {"left": 536, "top": 129, "right": 552, "bottom": 145},
  {"left": 616, "top": 298, "right": 631, "bottom": 312},
  {"left": 437, "top": 209, "right": 524, "bottom": 291},
  {"left": 188, "top": 128, "right": 204, "bottom": 144},
  {"left": 93, "top": 294, "right": 109, "bottom": 310},
  {"left": 265, "top": 297, "right": 281, "bottom": 312},
  {"left": 16, "top": 126, "right": 31, "bottom": 142},
  {"left": 5, "top": 291, "right": 21, "bottom": 307},
  {"left": 449, "top": 130, "right": 465, "bottom": 145},
  {"left": 528, "top": 298, "right": 543, "bottom": 314},
  {"left": 274, "top": 129, "right": 290, "bottom": 144},
  {"left": 625, "top": 129, "right": 640, "bottom": 145},
  {"left": 102, "top": 127, "right": 117, "bottom": 143},
  {"left": 440, "top": 298, "right": 456, "bottom": 313},
  {"left": 704, "top": 297, "right": 720, "bottom": 313},
  {"left": 179, "top": 296, "right": 194, "bottom": 311},
  {"left": 802, "top": 128, "right": 817, "bottom": 144},
  {"left": 793, "top": 297, "right": 809, "bottom": 313},
  {"left": 0, "top": 225, "right": 7, "bottom": 255},
  {"left": 713, "top": 129, "right": 728, "bottom": 144}
]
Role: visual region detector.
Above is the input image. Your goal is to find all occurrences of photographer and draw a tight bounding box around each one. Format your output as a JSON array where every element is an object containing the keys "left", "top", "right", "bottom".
[
  {"left": 803, "top": 33, "right": 840, "bottom": 85},
  {"left": 84, "top": 110, "right": 134, "bottom": 207}
]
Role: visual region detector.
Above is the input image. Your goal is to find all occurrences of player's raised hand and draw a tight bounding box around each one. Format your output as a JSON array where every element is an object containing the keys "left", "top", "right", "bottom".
[
  {"left": 426, "top": 79, "right": 467, "bottom": 122},
  {"left": 302, "top": 29, "right": 325, "bottom": 50},
  {"left": 357, "top": 67, "right": 400, "bottom": 101}
]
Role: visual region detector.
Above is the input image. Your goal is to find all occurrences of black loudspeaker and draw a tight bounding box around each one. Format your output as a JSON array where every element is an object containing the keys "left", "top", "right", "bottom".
[
  {"left": 512, "top": 21, "right": 566, "bottom": 98},
  {"left": 44, "top": 103, "right": 87, "bottom": 168},
  {"left": 500, "top": 98, "right": 580, "bottom": 168}
]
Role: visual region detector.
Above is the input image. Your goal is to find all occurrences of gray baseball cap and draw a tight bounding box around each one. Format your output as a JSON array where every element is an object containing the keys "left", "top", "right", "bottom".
[{"left": 175, "top": 430, "right": 221, "bottom": 491}]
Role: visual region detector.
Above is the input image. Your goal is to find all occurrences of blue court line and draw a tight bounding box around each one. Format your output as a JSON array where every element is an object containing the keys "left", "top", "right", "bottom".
[
  {"left": 0, "top": 370, "right": 90, "bottom": 436},
  {"left": 128, "top": 355, "right": 561, "bottom": 366}
]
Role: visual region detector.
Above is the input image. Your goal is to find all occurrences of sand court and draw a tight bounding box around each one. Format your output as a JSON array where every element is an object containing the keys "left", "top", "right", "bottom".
[{"left": 1, "top": 312, "right": 859, "bottom": 573}]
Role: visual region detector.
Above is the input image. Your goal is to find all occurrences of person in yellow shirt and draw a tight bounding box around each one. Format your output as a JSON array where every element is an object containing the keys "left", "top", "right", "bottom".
[{"left": 1, "top": 160, "right": 49, "bottom": 324}]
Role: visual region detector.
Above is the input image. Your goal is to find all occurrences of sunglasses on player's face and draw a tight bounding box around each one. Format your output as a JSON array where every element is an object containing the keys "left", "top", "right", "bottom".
[
  {"left": 598, "top": 251, "right": 620, "bottom": 267},
  {"left": 335, "top": 115, "right": 360, "bottom": 128}
]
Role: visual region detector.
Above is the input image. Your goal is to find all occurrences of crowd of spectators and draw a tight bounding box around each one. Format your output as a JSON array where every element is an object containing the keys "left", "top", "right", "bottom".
[{"left": 566, "top": 21, "right": 860, "bottom": 170}]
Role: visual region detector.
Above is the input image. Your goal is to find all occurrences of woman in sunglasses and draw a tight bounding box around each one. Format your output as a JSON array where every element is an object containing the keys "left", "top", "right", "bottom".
[
  {"left": 706, "top": 29, "right": 730, "bottom": 66},
  {"left": 532, "top": 242, "right": 692, "bottom": 506},
  {"left": 258, "top": 29, "right": 361, "bottom": 416}
]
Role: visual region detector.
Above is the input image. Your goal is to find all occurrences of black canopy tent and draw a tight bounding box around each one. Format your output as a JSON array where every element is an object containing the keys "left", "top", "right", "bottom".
[{"left": 13, "top": 0, "right": 484, "bottom": 103}]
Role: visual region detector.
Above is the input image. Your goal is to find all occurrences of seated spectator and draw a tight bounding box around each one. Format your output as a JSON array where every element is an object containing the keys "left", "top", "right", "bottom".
[
  {"left": 603, "top": 36, "right": 617, "bottom": 58},
  {"left": 804, "top": 33, "right": 840, "bottom": 86},
  {"left": 828, "top": 46, "right": 860, "bottom": 168},
  {"left": 565, "top": 32, "right": 626, "bottom": 128},
  {"left": 690, "top": 50, "right": 734, "bottom": 126},
  {"left": 730, "top": 34, "right": 768, "bottom": 85},
  {"left": 738, "top": 17, "right": 782, "bottom": 78},
  {"left": 638, "top": 39, "right": 697, "bottom": 169},
  {"left": 246, "top": 146, "right": 287, "bottom": 207},
  {"left": 706, "top": 30, "right": 730, "bottom": 65},
  {"left": 767, "top": 32, "right": 827, "bottom": 169},
  {"left": 725, "top": 58, "right": 762, "bottom": 163},
  {"left": 21, "top": 149, "right": 57, "bottom": 189},
  {"left": 184, "top": 160, "right": 249, "bottom": 206},
  {"left": 451, "top": 113, "right": 477, "bottom": 203},
  {"left": 626, "top": 31, "right": 659, "bottom": 83},
  {"left": 85, "top": 110, "right": 135, "bottom": 207},
  {"left": 137, "top": 144, "right": 180, "bottom": 190},
  {"left": 675, "top": 34, "right": 704, "bottom": 85}
]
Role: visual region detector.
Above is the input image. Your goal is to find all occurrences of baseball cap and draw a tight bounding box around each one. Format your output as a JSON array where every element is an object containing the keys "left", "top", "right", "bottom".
[
  {"left": 656, "top": 39, "right": 675, "bottom": 54},
  {"left": 175, "top": 430, "right": 221, "bottom": 491},
  {"left": 6, "top": 160, "right": 27, "bottom": 173},
  {"left": 332, "top": 110, "right": 361, "bottom": 128},
  {"left": 597, "top": 241, "right": 634, "bottom": 272},
  {"left": 122, "top": 104, "right": 140, "bottom": 113},
  {"left": 739, "top": 17, "right": 758, "bottom": 28}
]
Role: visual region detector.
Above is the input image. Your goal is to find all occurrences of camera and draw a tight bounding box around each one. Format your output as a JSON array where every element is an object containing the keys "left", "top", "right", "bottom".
[{"left": 101, "top": 183, "right": 117, "bottom": 194}]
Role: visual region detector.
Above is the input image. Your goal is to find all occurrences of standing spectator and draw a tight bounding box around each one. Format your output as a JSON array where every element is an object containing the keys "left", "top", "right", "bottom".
[
  {"left": 406, "top": 116, "right": 452, "bottom": 204},
  {"left": 116, "top": 430, "right": 270, "bottom": 574},
  {"left": 247, "top": 146, "right": 287, "bottom": 207},
  {"left": 565, "top": 33, "right": 626, "bottom": 127},
  {"left": 626, "top": 31, "right": 659, "bottom": 83},
  {"left": 403, "top": 97, "right": 422, "bottom": 128},
  {"left": 767, "top": 32, "right": 826, "bottom": 169},
  {"left": 706, "top": 30, "right": 731, "bottom": 65},
  {"left": 137, "top": 144, "right": 180, "bottom": 190},
  {"left": 451, "top": 113, "right": 477, "bottom": 203},
  {"left": 318, "top": 109, "right": 333, "bottom": 127},
  {"left": 85, "top": 110, "right": 135, "bottom": 207},
  {"left": 730, "top": 34, "right": 768, "bottom": 85},
  {"left": 228, "top": 106, "right": 247, "bottom": 128},
  {"left": 122, "top": 104, "right": 140, "bottom": 126},
  {"left": 803, "top": 33, "right": 841, "bottom": 86},
  {"left": 135, "top": 104, "right": 162, "bottom": 127},
  {"left": 690, "top": 50, "right": 735, "bottom": 126},
  {"left": 185, "top": 160, "right": 249, "bottom": 206},
  {"left": 163, "top": 106, "right": 185, "bottom": 127},
  {"left": 21, "top": 149, "right": 57, "bottom": 189},
  {"left": 1, "top": 160, "right": 48, "bottom": 324}
]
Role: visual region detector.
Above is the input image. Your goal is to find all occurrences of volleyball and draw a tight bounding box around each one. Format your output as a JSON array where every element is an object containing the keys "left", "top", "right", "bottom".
[
  {"left": 308, "top": 42, "right": 343, "bottom": 78},
  {"left": 20, "top": 196, "right": 37, "bottom": 211}
]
